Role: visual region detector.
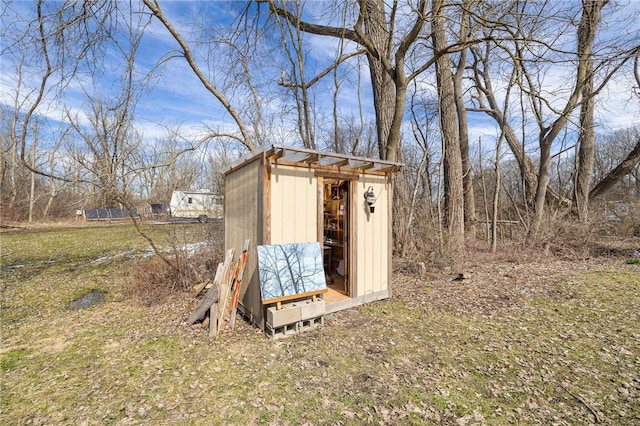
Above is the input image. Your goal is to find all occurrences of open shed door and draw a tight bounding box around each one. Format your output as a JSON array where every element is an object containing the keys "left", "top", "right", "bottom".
[{"left": 322, "top": 179, "right": 351, "bottom": 302}]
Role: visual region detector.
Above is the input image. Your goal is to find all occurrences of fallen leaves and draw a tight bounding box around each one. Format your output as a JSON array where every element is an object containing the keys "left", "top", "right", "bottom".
[{"left": 3, "top": 224, "right": 640, "bottom": 425}]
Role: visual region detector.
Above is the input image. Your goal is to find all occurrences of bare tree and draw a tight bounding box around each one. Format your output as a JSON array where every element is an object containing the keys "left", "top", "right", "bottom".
[
  {"left": 61, "top": 3, "right": 151, "bottom": 208},
  {"left": 525, "top": 1, "right": 637, "bottom": 239},
  {"left": 65, "top": 94, "right": 142, "bottom": 207},
  {"left": 452, "top": 0, "right": 476, "bottom": 234},
  {"left": 27, "top": 120, "right": 39, "bottom": 222},
  {"left": 572, "top": 0, "right": 607, "bottom": 222},
  {"left": 491, "top": 132, "right": 504, "bottom": 253},
  {"left": 41, "top": 128, "right": 70, "bottom": 219},
  {"left": 142, "top": 0, "right": 257, "bottom": 153},
  {"left": 588, "top": 55, "right": 640, "bottom": 198},
  {"left": 469, "top": 40, "right": 538, "bottom": 205},
  {"left": 431, "top": 0, "right": 464, "bottom": 250},
  {"left": 468, "top": 1, "right": 639, "bottom": 241},
  {"left": 393, "top": 87, "right": 439, "bottom": 257},
  {"left": 263, "top": 0, "right": 479, "bottom": 163},
  {"left": 270, "top": 0, "right": 317, "bottom": 149},
  {"left": 1, "top": 1, "right": 151, "bottom": 218}
]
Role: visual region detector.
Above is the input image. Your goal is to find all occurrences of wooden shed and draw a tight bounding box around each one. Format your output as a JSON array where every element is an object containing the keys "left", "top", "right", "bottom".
[{"left": 223, "top": 145, "right": 402, "bottom": 331}]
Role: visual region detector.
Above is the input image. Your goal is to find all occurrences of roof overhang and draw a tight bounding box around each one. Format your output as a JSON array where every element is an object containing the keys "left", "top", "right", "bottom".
[{"left": 223, "top": 144, "right": 403, "bottom": 177}]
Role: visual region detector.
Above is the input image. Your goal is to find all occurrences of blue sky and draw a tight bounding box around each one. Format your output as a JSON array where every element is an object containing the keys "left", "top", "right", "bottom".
[{"left": 1, "top": 0, "right": 639, "bottom": 159}]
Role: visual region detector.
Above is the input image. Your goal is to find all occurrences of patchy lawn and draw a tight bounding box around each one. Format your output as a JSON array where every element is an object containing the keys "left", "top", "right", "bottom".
[{"left": 1, "top": 223, "right": 639, "bottom": 425}]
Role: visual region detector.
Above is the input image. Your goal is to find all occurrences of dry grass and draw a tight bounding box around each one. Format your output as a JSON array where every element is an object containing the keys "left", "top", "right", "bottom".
[{"left": 1, "top": 222, "right": 639, "bottom": 425}]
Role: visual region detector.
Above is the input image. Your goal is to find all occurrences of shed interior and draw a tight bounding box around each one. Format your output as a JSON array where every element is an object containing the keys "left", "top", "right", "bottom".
[{"left": 322, "top": 179, "right": 350, "bottom": 302}]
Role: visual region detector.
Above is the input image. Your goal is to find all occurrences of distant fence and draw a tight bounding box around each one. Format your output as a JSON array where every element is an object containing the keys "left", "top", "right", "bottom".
[
  {"left": 145, "top": 203, "right": 168, "bottom": 217},
  {"left": 80, "top": 208, "right": 140, "bottom": 221}
]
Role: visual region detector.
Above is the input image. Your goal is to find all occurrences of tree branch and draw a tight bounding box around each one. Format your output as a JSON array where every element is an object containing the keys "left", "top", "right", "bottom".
[
  {"left": 143, "top": 0, "right": 255, "bottom": 152},
  {"left": 279, "top": 49, "right": 366, "bottom": 89},
  {"left": 590, "top": 137, "right": 640, "bottom": 198},
  {"left": 263, "top": 0, "right": 360, "bottom": 42}
]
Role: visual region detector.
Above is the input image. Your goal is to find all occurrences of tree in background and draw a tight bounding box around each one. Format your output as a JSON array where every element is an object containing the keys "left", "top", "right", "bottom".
[
  {"left": 431, "top": 0, "right": 464, "bottom": 251},
  {"left": 1, "top": 1, "right": 125, "bottom": 219},
  {"left": 3, "top": 0, "right": 640, "bottom": 258},
  {"left": 468, "top": 0, "right": 639, "bottom": 242}
]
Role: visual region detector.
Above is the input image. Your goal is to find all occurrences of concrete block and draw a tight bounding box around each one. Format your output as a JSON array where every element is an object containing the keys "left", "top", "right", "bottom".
[
  {"left": 299, "top": 317, "right": 324, "bottom": 332},
  {"left": 266, "top": 316, "right": 324, "bottom": 338},
  {"left": 267, "top": 321, "right": 300, "bottom": 339},
  {"left": 267, "top": 302, "right": 301, "bottom": 327},
  {"left": 299, "top": 299, "right": 325, "bottom": 320}
]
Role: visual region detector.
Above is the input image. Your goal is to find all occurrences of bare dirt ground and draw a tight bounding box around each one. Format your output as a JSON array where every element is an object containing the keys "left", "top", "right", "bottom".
[{"left": 395, "top": 258, "right": 611, "bottom": 316}]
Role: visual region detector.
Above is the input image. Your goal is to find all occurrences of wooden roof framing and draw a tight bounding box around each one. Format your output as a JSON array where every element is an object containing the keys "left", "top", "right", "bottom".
[{"left": 224, "top": 144, "right": 403, "bottom": 176}]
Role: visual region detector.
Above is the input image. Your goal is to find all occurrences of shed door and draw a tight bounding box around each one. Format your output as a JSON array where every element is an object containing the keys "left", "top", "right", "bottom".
[{"left": 322, "top": 179, "right": 351, "bottom": 298}]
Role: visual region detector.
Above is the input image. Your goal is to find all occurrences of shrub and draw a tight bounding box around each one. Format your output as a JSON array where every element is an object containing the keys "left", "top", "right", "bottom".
[{"left": 124, "top": 223, "right": 223, "bottom": 306}]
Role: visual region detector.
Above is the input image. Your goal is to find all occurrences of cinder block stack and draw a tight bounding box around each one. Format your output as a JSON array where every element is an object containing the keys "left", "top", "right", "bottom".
[{"left": 266, "top": 299, "right": 325, "bottom": 338}]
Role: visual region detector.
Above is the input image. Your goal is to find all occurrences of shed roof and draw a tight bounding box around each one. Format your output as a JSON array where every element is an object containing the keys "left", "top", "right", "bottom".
[{"left": 223, "top": 144, "right": 403, "bottom": 176}]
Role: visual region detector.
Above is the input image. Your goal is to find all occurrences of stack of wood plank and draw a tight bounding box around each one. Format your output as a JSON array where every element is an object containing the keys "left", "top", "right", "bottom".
[{"left": 185, "top": 239, "right": 249, "bottom": 337}]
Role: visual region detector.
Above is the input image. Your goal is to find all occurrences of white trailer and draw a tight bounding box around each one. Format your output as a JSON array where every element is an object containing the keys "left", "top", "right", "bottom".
[{"left": 169, "top": 190, "right": 223, "bottom": 221}]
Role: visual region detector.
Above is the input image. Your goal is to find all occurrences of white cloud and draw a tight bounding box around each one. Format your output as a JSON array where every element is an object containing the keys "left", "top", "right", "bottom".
[
  {"left": 594, "top": 72, "right": 640, "bottom": 131},
  {"left": 3, "top": 0, "right": 638, "bottom": 161}
]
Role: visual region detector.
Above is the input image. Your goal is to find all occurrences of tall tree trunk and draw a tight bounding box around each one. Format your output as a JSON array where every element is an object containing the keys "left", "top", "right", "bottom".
[
  {"left": 574, "top": 0, "right": 605, "bottom": 221},
  {"left": 478, "top": 137, "right": 491, "bottom": 242},
  {"left": 454, "top": 49, "right": 475, "bottom": 234},
  {"left": 9, "top": 121, "right": 18, "bottom": 210},
  {"left": 492, "top": 134, "right": 503, "bottom": 253},
  {"left": 454, "top": 0, "right": 475, "bottom": 235},
  {"left": 28, "top": 137, "right": 37, "bottom": 223},
  {"left": 529, "top": 142, "right": 552, "bottom": 240},
  {"left": 433, "top": 0, "right": 464, "bottom": 251},
  {"left": 574, "top": 78, "right": 595, "bottom": 220},
  {"left": 361, "top": 0, "right": 395, "bottom": 160}
]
